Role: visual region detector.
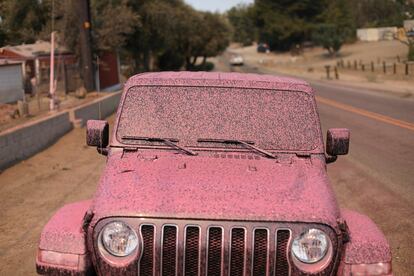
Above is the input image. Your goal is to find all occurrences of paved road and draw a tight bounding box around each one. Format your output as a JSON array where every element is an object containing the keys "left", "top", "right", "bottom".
[
  {"left": 222, "top": 55, "right": 414, "bottom": 275},
  {"left": 0, "top": 60, "right": 413, "bottom": 275}
]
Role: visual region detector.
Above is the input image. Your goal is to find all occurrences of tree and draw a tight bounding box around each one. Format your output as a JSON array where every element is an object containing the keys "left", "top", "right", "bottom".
[
  {"left": 0, "top": 0, "right": 48, "bottom": 44},
  {"left": 254, "top": 0, "right": 325, "bottom": 51},
  {"left": 312, "top": 24, "right": 343, "bottom": 55},
  {"left": 348, "top": 0, "right": 406, "bottom": 28},
  {"left": 312, "top": 0, "right": 355, "bottom": 56},
  {"left": 227, "top": 4, "right": 256, "bottom": 46},
  {"left": 125, "top": 0, "right": 230, "bottom": 72}
]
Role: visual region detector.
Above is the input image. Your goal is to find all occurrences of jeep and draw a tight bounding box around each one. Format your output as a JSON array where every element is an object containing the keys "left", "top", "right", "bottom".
[{"left": 36, "top": 72, "right": 392, "bottom": 275}]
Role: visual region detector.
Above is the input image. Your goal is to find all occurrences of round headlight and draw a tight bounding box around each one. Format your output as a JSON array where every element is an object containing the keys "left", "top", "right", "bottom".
[
  {"left": 100, "top": 221, "right": 138, "bottom": 257},
  {"left": 292, "top": 228, "right": 329, "bottom": 264}
]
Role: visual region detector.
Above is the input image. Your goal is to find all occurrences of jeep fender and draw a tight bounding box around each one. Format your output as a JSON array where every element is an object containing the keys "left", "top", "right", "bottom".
[
  {"left": 338, "top": 209, "right": 392, "bottom": 275},
  {"left": 36, "top": 200, "right": 94, "bottom": 275}
]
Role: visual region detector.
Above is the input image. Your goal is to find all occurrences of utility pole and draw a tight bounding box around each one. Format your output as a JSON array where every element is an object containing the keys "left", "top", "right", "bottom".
[
  {"left": 49, "top": 31, "right": 56, "bottom": 111},
  {"left": 49, "top": 0, "right": 56, "bottom": 111},
  {"left": 77, "top": 0, "right": 95, "bottom": 91}
]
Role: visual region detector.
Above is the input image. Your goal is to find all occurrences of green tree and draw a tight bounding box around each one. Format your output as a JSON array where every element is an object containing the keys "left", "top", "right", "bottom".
[
  {"left": 312, "top": 0, "right": 355, "bottom": 56},
  {"left": 349, "top": 0, "right": 406, "bottom": 28},
  {"left": 312, "top": 24, "right": 343, "bottom": 56},
  {"left": 254, "top": 0, "right": 325, "bottom": 51},
  {"left": 125, "top": 0, "right": 230, "bottom": 72},
  {"left": 0, "top": 0, "right": 47, "bottom": 44},
  {"left": 227, "top": 4, "right": 256, "bottom": 46}
]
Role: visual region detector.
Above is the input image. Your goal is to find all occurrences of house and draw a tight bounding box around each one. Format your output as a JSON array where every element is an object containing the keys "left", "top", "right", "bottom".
[
  {"left": 0, "top": 40, "right": 121, "bottom": 93},
  {"left": 0, "top": 40, "right": 76, "bottom": 86},
  {"left": 0, "top": 60, "right": 24, "bottom": 103}
]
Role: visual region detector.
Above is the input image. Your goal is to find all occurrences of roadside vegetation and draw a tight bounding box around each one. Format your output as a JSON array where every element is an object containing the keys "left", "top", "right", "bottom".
[
  {"left": 0, "top": 0, "right": 413, "bottom": 76},
  {"left": 227, "top": 0, "right": 414, "bottom": 59},
  {"left": 0, "top": 0, "right": 230, "bottom": 73}
]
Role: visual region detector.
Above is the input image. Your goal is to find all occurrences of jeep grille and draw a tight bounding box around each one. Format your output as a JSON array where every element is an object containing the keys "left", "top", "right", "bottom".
[{"left": 138, "top": 223, "right": 290, "bottom": 276}]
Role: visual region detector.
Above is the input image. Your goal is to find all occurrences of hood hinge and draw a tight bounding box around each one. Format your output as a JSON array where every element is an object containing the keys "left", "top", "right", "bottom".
[
  {"left": 337, "top": 218, "right": 350, "bottom": 243},
  {"left": 82, "top": 210, "right": 94, "bottom": 233}
]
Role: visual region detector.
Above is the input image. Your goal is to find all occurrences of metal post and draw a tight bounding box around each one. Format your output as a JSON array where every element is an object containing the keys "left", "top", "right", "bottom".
[
  {"left": 325, "top": 65, "right": 331, "bottom": 79},
  {"left": 49, "top": 31, "right": 56, "bottom": 111}
]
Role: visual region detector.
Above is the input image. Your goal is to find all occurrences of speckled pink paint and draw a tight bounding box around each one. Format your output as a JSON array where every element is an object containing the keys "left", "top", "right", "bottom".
[{"left": 36, "top": 72, "right": 392, "bottom": 276}]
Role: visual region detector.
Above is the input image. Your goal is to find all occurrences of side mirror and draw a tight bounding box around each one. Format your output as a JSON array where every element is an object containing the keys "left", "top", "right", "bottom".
[
  {"left": 86, "top": 120, "right": 109, "bottom": 155},
  {"left": 326, "top": 128, "right": 350, "bottom": 163}
]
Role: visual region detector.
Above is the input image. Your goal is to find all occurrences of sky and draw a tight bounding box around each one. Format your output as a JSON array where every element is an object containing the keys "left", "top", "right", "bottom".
[{"left": 185, "top": 0, "right": 254, "bottom": 13}]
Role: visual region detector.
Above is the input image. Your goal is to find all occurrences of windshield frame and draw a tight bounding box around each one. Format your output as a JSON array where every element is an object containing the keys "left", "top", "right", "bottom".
[{"left": 111, "top": 85, "right": 325, "bottom": 154}]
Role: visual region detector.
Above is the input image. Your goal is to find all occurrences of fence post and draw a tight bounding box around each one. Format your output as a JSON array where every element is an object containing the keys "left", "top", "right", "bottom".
[
  {"left": 63, "top": 63, "right": 68, "bottom": 94},
  {"left": 406, "top": 63, "right": 409, "bottom": 75},
  {"left": 393, "top": 63, "right": 397, "bottom": 74},
  {"left": 371, "top": 61, "right": 374, "bottom": 72},
  {"left": 347, "top": 60, "right": 351, "bottom": 69},
  {"left": 361, "top": 64, "right": 365, "bottom": 71},
  {"left": 383, "top": 61, "right": 386, "bottom": 74},
  {"left": 334, "top": 66, "right": 339, "bottom": 79},
  {"left": 325, "top": 65, "right": 331, "bottom": 79}
]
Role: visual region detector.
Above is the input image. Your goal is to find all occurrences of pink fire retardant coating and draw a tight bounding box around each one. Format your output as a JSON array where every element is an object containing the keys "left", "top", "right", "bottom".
[
  {"left": 36, "top": 71, "right": 392, "bottom": 275},
  {"left": 39, "top": 200, "right": 91, "bottom": 254},
  {"left": 89, "top": 151, "right": 341, "bottom": 231},
  {"left": 341, "top": 209, "right": 392, "bottom": 264}
]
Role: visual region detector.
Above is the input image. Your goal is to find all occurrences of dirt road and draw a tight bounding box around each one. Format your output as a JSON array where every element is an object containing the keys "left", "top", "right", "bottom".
[
  {"left": 0, "top": 117, "right": 113, "bottom": 275},
  {"left": 0, "top": 62, "right": 413, "bottom": 274}
]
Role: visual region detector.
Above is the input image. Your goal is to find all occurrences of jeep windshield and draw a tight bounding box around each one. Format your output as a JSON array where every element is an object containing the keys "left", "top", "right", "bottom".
[{"left": 116, "top": 86, "right": 322, "bottom": 152}]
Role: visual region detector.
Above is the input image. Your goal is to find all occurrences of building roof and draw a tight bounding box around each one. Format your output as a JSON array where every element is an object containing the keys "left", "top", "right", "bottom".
[
  {"left": 0, "top": 40, "right": 71, "bottom": 59},
  {"left": 0, "top": 59, "right": 22, "bottom": 66}
]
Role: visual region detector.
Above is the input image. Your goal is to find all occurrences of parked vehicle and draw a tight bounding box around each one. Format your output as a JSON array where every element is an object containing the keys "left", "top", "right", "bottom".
[
  {"left": 257, "top": 43, "right": 270, "bottom": 53},
  {"left": 229, "top": 54, "right": 244, "bottom": 66},
  {"left": 36, "top": 72, "right": 392, "bottom": 276}
]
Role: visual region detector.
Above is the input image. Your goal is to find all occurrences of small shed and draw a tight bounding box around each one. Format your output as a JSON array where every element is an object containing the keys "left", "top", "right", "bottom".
[
  {"left": 404, "top": 20, "right": 414, "bottom": 32},
  {"left": 357, "top": 27, "right": 397, "bottom": 41},
  {"left": 0, "top": 61, "right": 25, "bottom": 103}
]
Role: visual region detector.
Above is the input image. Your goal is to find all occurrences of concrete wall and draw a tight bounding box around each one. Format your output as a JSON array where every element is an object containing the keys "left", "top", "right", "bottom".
[
  {"left": 0, "top": 112, "right": 72, "bottom": 170},
  {"left": 0, "top": 91, "right": 122, "bottom": 171}
]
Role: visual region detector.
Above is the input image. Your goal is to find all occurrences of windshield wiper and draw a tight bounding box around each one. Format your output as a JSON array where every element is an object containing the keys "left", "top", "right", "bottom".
[
  {"left": 197, "top": 138, "right": 276, "bottom": 159},
  {"left": 122, "top": 136, "right": 198, "bottom": 156}
]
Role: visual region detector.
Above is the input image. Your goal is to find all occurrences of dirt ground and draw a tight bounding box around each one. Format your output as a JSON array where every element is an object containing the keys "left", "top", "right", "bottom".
[{"left": 0, "top": 116, "right": 111, "bottom": 275}]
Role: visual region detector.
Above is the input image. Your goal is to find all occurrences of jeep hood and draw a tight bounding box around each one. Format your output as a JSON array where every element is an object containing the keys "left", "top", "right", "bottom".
[{"left": 91, "top": 152, "right": 340, "bottom": 228}]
